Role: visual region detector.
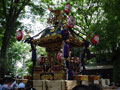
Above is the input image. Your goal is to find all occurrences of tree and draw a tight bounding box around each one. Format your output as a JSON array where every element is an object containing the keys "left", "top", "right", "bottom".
[
  {"left": 74, "top": 0, "right": 120, "bottom": 82},
  {"left": 100, "top": 0, "right": 120, "bottom": 82},
  {"left": 25, "top": 47, "right": 46, "bottom": 76},
  {"left": 0, "top": 0, "right": 30, "bottom": 78},
  {"left": 85, "top": 0, "right": 120, "bottom": 82},
  {"left": 0, "top": 0, "right": 45, "bottom": 78},
  {"left": 6, "top": 42, "right": 30, "bottom": 77}
]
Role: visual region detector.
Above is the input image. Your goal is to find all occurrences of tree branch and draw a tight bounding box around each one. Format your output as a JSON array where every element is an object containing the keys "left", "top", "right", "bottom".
[
  {"left": 7, "top": 0, "right": 21, "bottom": 27},
  {"left": 2, "top": 0, "right": 7, "bottom": 21},
  {"left": 14, "top": 0, "right": 20, "bottom": 3},
  {"left": 74, "top": 29, "right": 87, "bottom": 36},
  {"left": 9, "top": 0, "right": 14, "bottom": 14},
  {"left": 8, "top": 0, "right": 14, "bottom": 24},
  {"left": 82, "top": 11, "right": 89, "bottom": 29},
  {"left": 75, "top": 25, "right": 87, "bottom": 35},
  {"left": 77, "top": 23, "right": 88, "bottom": 32},
  {"left": 13, "top": 0, "right": 30, "bottom": 22},
  {"left": 11, "top": 0, "right": 21, "bottom": 20}
]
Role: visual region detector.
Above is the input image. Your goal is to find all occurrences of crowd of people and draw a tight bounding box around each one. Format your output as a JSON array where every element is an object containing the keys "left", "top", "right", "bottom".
[
  {"left": 0, "top": 77, "right": 103, "bottom": 90},
  {"left": 0, "top": 77, "right": 35, "bottom": 90},
  {"left": 72, "top": 83, "right": 103, "bottom": 90},
  {"left": 1, "top": 77, "right": 117, "bottom": 90}
]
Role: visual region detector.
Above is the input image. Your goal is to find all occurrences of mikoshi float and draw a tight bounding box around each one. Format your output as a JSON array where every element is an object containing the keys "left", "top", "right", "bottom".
[
  {"left": 23, "top": 3, "right": 100, "bottom": 82},
  {"left": 32, "top": 25, "right": 83, "bottom": 80}
]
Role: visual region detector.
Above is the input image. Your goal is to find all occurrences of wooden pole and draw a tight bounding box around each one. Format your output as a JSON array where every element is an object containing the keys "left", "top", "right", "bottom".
[{"left": 31, "top": 61, "right": 36, "bottom": 88}]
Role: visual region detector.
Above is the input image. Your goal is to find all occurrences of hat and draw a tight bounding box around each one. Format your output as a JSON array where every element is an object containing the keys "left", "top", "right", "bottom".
[{"left": 18, "top": 83, "right": 25, "bottom": 88}]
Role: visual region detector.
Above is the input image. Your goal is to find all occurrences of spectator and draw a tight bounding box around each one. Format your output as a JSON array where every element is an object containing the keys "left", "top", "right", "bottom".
[
  {"left": 18, "top": 81, "right": 25, "bottom": 90},
  {"left": 2, "top": 78, "right": 10, "bottom": 90},
  {"left": 10, "top": 78, "right": 18, "bottom": 90},
  {"left": 26, "top": 87, "right": 36, "bottom": 90},
  {"left": 0, "top": 79, "right": 4, "bottom": 90},
  {"left": 72, "top": 85, "right": 89, "bottom": 90},
  {"left": 89, "top": 83, "right": 103, "bottom": 90}
]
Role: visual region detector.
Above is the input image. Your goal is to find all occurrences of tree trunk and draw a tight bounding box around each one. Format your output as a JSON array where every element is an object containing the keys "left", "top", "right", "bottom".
[
  {"left": 0, "top": 0, "right": 30, "bottom": 78},
  {"left": 113, "top": 47, "right": 120, "bottom": 83},
  {"left": 0, "top": 26, "right": 13, "bottom": 78}
]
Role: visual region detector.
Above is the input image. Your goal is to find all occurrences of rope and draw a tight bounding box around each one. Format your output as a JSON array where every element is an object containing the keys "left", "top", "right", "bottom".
[
  {"left": 68, "top": 28, "right": 85, "bottom": 41},
  {"left": 32, "top": 26, "right": 55, "bottom": 38}
]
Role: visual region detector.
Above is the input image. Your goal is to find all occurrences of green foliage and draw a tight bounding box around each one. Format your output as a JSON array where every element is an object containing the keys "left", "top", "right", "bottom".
[
  {"left": 6, "top": 42, "right": 30, "bottom": 76},
  {"left": 71, "top": 47, "right": 83, "bottom": 57},
  {"left": 0, "top": 0, "right": 46, "bottom": 77},
  {"left": 5, "top": 41, "right": 47, "bottom": 76},
  {"left": 0, "top": 33, "right": 4, "bottom": 47},
  {"left": 36, "top": 46, "right": 46, "bottom": 56},
  {"left": 28, "top": 2, "right": 45, "bottom": 16},
  {"left": 86, "top": 58, "right": 96, "bottom": 65},
  {"left": 25, "top": 60, "right": 33, "bottom": 75},
  {"left": 101, "top": 0, "right": 120, "bottom": 82}
]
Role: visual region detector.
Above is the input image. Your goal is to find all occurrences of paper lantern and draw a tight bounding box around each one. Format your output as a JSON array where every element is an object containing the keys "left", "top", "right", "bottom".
[
  {"left": 64, "top": 3, "right": 71, "bottom": 14},
  {"left": 92, "top": 35, "right": 99, "bottom": 44},
  {"left": 67, "top": 15, "right": 75, "bottom": 28},
  {"left": 16, "top": 30, "right": 23, "bottom": 41}
]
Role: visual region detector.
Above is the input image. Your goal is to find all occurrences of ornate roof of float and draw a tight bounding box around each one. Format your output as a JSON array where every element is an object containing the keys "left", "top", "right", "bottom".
[
  {"left": 32, "top": 27, "right": 84, "bottom": 52},
  {"left": 32, "top": 8, "right": 84, "bottom": 52}
]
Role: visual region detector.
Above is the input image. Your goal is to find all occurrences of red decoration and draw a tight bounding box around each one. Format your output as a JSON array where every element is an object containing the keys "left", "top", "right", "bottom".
[
  {"left": 16, "top": 30, "right": 23, "bottom": 41},
  {"left": 92, "top": 35, "right": 99, "bottom": 44},
  {"left": 74, "top": 57, "right": 79, "bottom": 64},
  {"left": 57, "top": 52, "right": 62, "bottom": 62},
  {"left": 38, "top": 55, "right": 45, "bottom": 64},
  {"left": 67, "top": 15, "right": 75, "bottom": 28},
  {"left": 64, "top": 3, "right": 71, "bottom": 14}
]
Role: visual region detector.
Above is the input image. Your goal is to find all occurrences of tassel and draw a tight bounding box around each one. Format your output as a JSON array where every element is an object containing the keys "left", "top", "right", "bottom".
[
  {"left": 32, "top": 49, "right": 36, "bottom": 62},
  {"left": 64, "top": 44, "right": 69, "bottom": 58},
  {"left": 61, "top": 29, "right": 69, "bottom": 40}
]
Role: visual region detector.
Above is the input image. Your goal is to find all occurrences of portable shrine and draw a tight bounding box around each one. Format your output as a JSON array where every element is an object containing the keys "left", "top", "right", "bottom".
[
  {"left": 32, "top": 25, "right": 84, "bottom": 80},
  {"left": 24, "top": 5, "right": 100, "bottom": 82}
]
